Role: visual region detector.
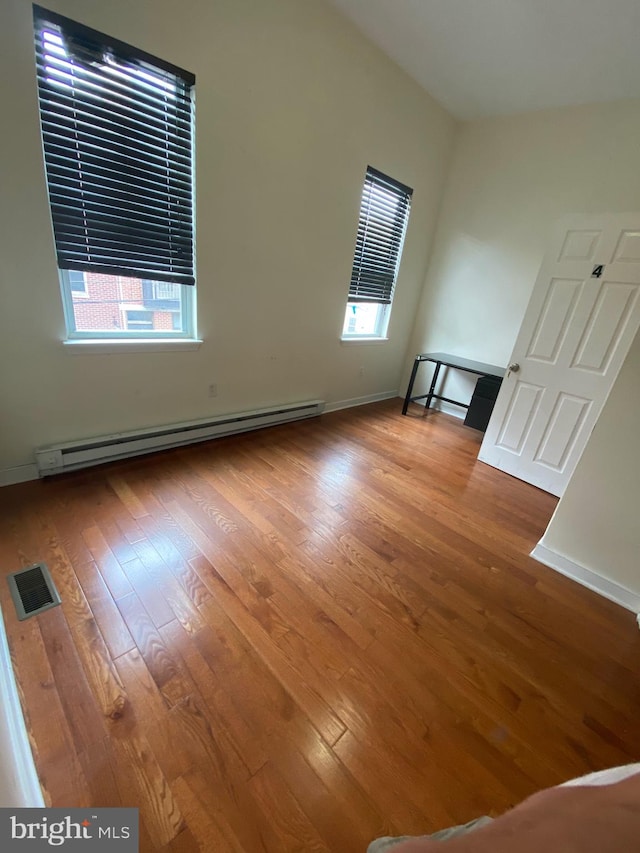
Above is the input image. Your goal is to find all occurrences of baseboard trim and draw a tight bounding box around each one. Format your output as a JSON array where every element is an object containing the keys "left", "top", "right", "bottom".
[
  {"left": 0, "top": 605, "right": 45, "bottom": 806},
  {"left": 531, "top": 542, "right": 640, "bottom": 613},
  {"left": 0, "top": 464, "right": 39, "bottom": 488},
  {"left": 324, "top": 390, "right": 398, "bottom": 414},
  {"left": 0, "top": 395, "right": 399, "bottom": 486}
]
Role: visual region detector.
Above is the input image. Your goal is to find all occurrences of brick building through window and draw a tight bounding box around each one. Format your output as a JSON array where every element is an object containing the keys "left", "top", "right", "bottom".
[{"left": 70, "top": 273, "right": 181, "bottom": 333}]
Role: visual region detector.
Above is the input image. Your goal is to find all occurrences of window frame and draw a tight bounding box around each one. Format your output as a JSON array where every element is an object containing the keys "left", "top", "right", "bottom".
[
  {"left": 341, "top": 165, "right": 413, "bottom": 341},
  {"left": 34, "top": 6, "right": 197, "bottom": 342}
]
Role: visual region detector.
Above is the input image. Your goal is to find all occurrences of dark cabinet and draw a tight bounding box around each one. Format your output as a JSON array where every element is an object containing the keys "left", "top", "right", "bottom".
[{"left": 464, "top": 375, "right": 503, "bottom": 432}]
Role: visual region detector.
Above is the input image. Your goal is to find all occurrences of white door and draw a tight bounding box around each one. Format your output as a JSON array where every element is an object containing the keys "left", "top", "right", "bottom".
[{"left": 479, "top": 214, "right": 640, "bottom": 496}]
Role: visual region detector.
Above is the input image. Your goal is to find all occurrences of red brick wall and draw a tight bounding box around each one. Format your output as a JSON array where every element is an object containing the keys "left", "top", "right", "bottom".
[
  {"left": 120, "top": 278, "right": 143, "bottom": 302},
  {"left": 153, "top": 311, "right": 173, "bottom": 330},
  {"left": 73, "top": 273, "right": 122, "bottom": 331}
]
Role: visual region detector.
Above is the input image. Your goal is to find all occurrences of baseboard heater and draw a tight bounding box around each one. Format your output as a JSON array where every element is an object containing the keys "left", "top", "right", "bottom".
[{"left": 36, "top": 400, "right": 325, "bottom": 477}]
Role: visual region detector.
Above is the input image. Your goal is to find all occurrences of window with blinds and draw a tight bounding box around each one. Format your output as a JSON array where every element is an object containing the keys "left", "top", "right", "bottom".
[
  {"left": 343, "top": 166, "right": 413, "bottom": 338},
  {"left": 33, "top": 7, "right": 197, "bottom": 341}
]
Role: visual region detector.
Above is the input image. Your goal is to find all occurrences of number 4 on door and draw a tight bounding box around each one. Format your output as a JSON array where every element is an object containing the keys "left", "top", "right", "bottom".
[{"left": 591, "top": 264, "right": 604, "bottom": 278}]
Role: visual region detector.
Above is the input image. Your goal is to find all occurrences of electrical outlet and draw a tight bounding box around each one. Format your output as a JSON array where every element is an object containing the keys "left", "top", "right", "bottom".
[
  {"left": 208, "top": 383, "right": 218, "bottom": 398},
  {"left": 359, "top": 366, "right": 365, "bottom": 377}
]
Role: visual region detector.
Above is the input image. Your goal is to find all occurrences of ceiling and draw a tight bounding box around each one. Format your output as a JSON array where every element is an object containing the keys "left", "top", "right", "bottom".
[{"left": 329, "top": 0, "right": 640, "bottom": 119}]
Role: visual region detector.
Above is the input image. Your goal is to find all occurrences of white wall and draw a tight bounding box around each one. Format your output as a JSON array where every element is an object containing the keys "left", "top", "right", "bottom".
[
  {"left": 535, "top": 327, "right": 640, "bottom": 604},
  {"left": 405, "top": 97, "right": 640, "bottom": 605},
  {"left": 0, "top": 0, "right": 455, "bottom": 478},
  {"left": 405, "top": 97, "right": 640, "bottom": 409}
]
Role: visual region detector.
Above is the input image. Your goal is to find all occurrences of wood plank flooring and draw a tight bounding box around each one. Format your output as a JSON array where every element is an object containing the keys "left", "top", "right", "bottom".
[{"left": 1, "top": 400, "right": 639, "bottom": 851}]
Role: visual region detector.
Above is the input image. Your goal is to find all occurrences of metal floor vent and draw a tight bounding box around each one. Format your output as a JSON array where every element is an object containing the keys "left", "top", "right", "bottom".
[{"left": 7, "top": 563, "right": 61, "bottom": 621}]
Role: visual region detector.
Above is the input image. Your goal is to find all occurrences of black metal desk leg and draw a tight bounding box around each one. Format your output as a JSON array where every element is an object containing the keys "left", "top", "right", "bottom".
[
  {"left": 402, "top": 357, "right": 421, "bottom": 415},
  {"left": 425, "top": 361, "right": 442, "bottom": 411}
]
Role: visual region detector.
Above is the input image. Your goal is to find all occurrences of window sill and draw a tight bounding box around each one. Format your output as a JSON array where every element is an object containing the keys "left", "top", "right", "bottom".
[
  {"left": 340, "top": 337, "right": 389, "bottom": 345},
  {"left": 63, "top": 338, "right": 203, "bottom": 355}
]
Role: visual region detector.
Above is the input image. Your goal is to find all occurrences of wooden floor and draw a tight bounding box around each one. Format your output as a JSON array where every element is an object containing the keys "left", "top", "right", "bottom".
[{"left": 1, "top": 400, "right": 639, "bottom": 851}]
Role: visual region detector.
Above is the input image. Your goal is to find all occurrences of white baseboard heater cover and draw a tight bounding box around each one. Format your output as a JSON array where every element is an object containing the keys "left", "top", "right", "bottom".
[{"left": 36, "top": 400, "right": 325, "bottom": 476}]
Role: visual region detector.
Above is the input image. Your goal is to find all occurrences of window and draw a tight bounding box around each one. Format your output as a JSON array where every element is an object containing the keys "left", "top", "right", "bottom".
[
  {"left": 153, "top": 282, "right": 181, "bottom": 301},
  {"left": 68, "top": 271, "right": 88, "bottom": 296},
  {"left": 59, "top": 270, "right": 192, "bottom": 335},
  {"left": 342, "top": 166, "right": 413, "bottom": 339},
  {"left": 33, "top": 6, "right": 196, "bottom": 340},
  {"left": 126, "top": 310, "right": 154, "bottom": 331}
]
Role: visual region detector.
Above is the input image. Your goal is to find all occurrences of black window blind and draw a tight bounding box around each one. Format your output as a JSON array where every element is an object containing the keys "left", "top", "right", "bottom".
[
  {"left": 349, "top": 166, "right": 413, "bottom": 304},
  {"left": 33, "top": 6, "right": 196, "bottom": 286}
]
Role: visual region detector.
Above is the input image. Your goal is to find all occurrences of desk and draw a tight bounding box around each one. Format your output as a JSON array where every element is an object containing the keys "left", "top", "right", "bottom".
[{"left": 402, "top": 352, "right": 506, "bottom": 416}]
